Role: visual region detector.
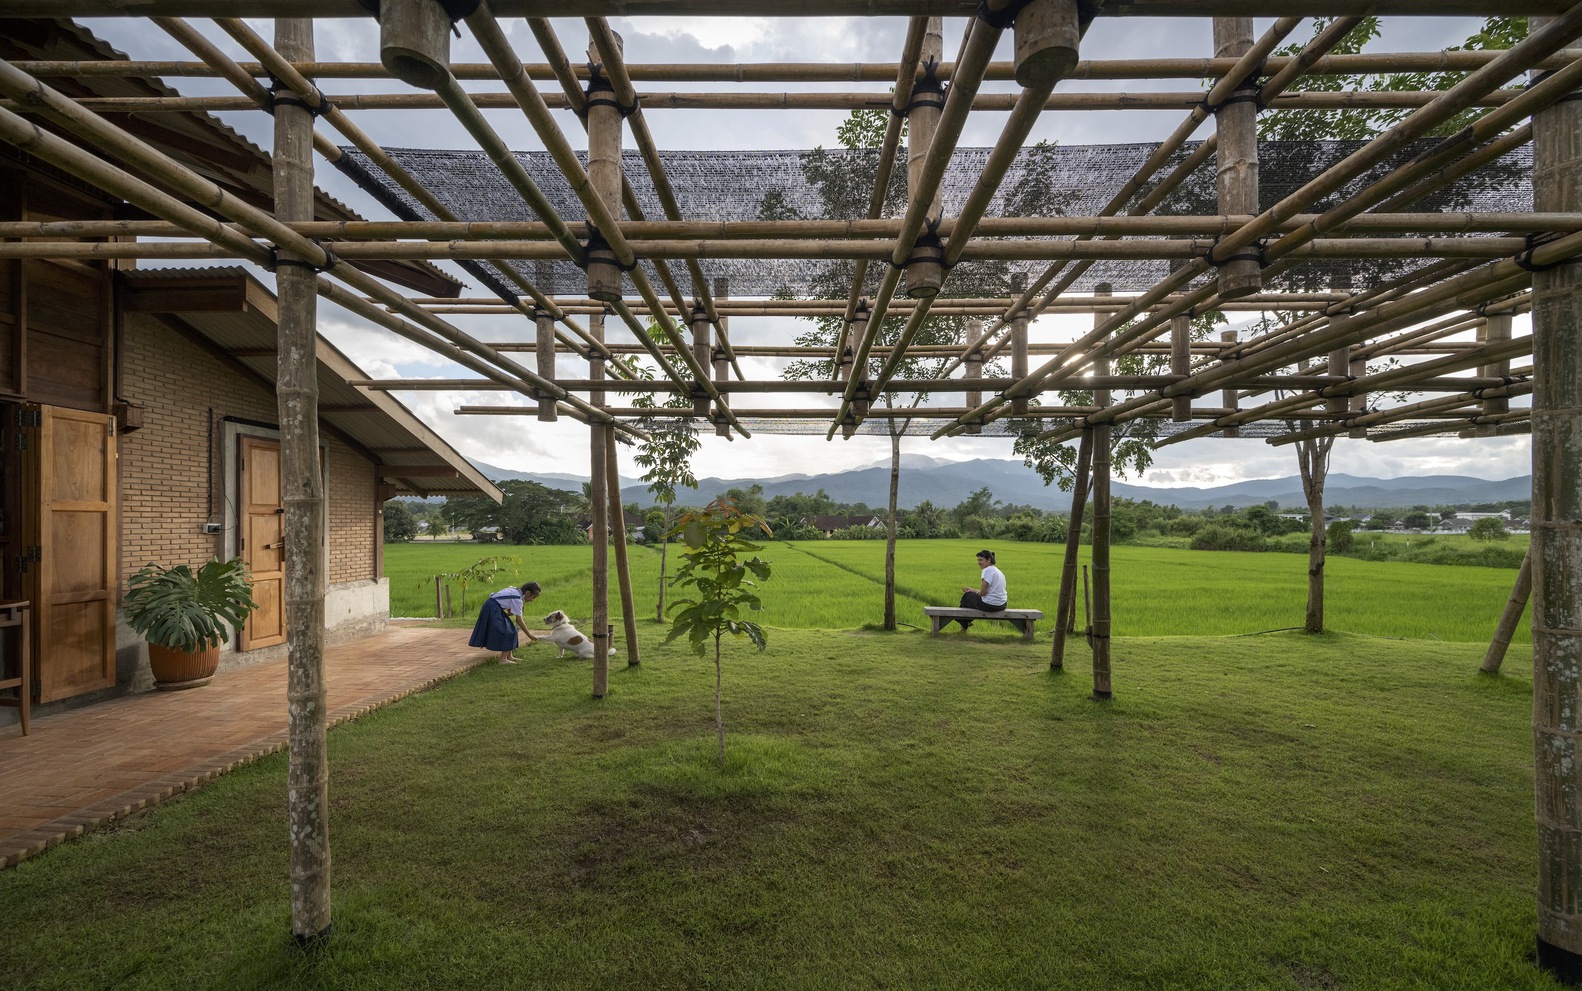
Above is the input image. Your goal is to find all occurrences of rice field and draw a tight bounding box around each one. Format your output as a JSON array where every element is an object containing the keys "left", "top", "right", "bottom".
[{"left": 384, "top": 537, "right": 1528, "bottom": 644}]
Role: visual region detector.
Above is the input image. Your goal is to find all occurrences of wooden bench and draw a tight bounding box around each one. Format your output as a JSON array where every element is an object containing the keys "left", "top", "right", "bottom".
[{"left": 923, "top": 606, "right": 1044, "bottom": 642}]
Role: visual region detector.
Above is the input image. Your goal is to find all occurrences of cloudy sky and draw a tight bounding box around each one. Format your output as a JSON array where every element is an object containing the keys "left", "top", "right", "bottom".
[{"left": 81, "top": 12, "right": 1533, "bottom": 489}]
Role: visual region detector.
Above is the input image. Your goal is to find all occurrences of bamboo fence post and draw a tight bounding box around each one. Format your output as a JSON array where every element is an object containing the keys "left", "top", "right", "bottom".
[
  {"left": 435, "top": 577, "right": 443, "bottom": 618},
  {"left": 1530, "top": 13, "right": 1582, "bottom": 979},
  {"left": 1051, "top": 429, "right": 1092, "bottom": 672},
  {"left": 1480, "top": 547, "right": 1532, "bottom": 675},
  {"left": 589, "top": 307, "right": 610, "bottom": 698},
  {"left": 605, "top": 429, "right": 639, "bottom": 668},
  {"left": 1213, "top": 16, "right": 1262, "bottom": 299},
  {"left": 273, "top": 17, "right": 331, "bottom": 948},
  {"left": 1091, "top": 286, "right": 1113, "bottom": 700}
]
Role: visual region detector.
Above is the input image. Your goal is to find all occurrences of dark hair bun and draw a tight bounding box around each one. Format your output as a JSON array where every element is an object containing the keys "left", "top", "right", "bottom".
[{"left": 977, "top": 549, "right": 995, "bottom": 564}]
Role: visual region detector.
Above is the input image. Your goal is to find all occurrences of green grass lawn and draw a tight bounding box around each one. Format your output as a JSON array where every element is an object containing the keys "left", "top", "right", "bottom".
[
  {"left": 0, "top": 628, "right": 1554, "bottom": 990},
  {"left": 389, "top": 538, "right": 1529, "bottom": 644}
]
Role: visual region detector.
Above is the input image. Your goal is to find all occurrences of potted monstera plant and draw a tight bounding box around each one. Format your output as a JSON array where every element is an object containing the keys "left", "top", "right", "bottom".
[{"left": 124, "top": 557, "right": 259, "bottom": 690}]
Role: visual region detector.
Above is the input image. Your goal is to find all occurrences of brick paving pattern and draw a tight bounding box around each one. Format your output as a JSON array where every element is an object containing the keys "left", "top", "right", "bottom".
[{"left": 0, "top": 626, "right": 488, "bottom": 868}]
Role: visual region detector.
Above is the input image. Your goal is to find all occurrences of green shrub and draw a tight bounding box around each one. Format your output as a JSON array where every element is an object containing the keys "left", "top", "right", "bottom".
[{"left": 1190, "top": 523, "right": 1269, "bottom": 552}]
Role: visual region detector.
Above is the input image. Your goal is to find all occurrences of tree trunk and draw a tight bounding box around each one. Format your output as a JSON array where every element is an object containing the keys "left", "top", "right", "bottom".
[
  {"left": 1051, "top": 429, "right": 1093, "bottom": 671},
  {"left": 275, "top": 17, "right": 331, "bottom": 947},
  {"left": 656, "top": 510, "right": 670, "bottom": 623},
  {"left": 1297, "top": 435, "right": 1334, "bottom": 634},
  {"left": 714, "top": 633, "right": 725, "bottom": 767},
  {"left": 883, "top": 425, "right": 900, "bottom": 630},
  {"left": 1092, "top": 426, "right": 1112, "bottom": 700},
  {"left": 1481, "top": 547, "right": 1531, "bottom": 674}
]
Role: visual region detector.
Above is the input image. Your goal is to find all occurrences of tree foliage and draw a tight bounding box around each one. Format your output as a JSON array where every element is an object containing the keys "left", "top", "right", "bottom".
[
  {"left": 441, "top": 480, "right": 587, "bottom": 545},
  {"left": 383, "top": 500, "right": 419, "bottom": 542},
  {"left": 1468, "top": 517, "right": 1510, "bottom": 541}
]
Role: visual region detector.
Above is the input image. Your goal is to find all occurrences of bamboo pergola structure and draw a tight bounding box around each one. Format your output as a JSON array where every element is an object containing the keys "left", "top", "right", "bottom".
[{"left": 2, "top": 0, "right": 1579, "bottom": 976}]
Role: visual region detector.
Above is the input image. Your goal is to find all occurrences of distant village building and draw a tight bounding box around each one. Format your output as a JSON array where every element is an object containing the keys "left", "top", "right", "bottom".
[{"left": 809, "top": 514, "right": 884, "bottom": 538}]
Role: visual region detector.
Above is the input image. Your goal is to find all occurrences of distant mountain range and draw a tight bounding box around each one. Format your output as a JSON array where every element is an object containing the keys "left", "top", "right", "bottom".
[{"left": 470, "top": 457, "right": 1531, "bottom": 512}]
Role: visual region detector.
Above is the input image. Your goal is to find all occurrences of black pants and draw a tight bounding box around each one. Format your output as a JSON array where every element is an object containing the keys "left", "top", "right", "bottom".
[{"left": 957, "top": 592, "right": 1006, "bottom": 628}]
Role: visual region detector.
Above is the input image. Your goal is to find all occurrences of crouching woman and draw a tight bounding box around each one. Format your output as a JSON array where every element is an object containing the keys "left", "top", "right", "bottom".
[{"left": 468, "top": 581, "right": 541, "bottom": 664}]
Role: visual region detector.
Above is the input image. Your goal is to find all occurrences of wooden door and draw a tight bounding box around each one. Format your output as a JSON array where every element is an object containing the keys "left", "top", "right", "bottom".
[
  {"left": 239, "top": 436, "right": 286, "bottom": 649},
  {"left": 28, "top": 404, "right": 117, "bottom": 703}
]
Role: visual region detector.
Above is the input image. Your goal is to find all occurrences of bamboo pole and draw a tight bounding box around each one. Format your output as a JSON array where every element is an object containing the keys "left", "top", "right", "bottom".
[
  {"left": 15, "top": 50, "right": 1578, "bottom": 85},
  {"left": 5, "top": 3, "right": 1571, "bottom": 21},
  {"left": 1213, "top": 17, "right": 1262, "bottom": 299},
  {"left": 1530, "top": 13, "right": 1582, "bottom": 979},
  {"left": 1051, "top": 429, "right": 1092, "bottom": 673},
  {"left": 1481, "top": 548, "right": 1533, "bottom": 675},
  {"left": 22, "top": 87, "right": 1542, "bottom": 115},
  {"left": 590, "top": 309, "right": 611, "bottom": 699},
  {"left": 273, "top": 17, "right": 331, "bottom": 948},
  {"left": 1483, "top": 311, "right": 1514, "bottom": 418},
  {"left": 6, "top": 212, "right": 1570, "bottom": 242},
  {"left": 902, "top": 17, "right": 946, "bottom": 299},
  {"left": 605, "top": 429, "right": 639, "bottom": 668},
  {"left": 1170, "top": 308, "right": 1191, "bottom": 422},
  {"left": 1090, "top": 293, "right": 1113, "bottom": 702}
]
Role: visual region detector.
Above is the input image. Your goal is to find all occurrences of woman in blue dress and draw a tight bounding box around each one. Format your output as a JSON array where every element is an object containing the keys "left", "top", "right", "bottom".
[{"left": 468, "top": 581, "right": 541, "bottom": 663}]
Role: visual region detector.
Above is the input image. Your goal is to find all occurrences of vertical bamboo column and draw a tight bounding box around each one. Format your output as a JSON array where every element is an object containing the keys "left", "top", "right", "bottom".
[
  {"left": 1530, "top": 16, "right": 1582, "bottom": 979},
  {"left": 605, "top": 430, "right": 639, "bottom": 667},
  {"left": 689, "top": 302, "right": 711, "bottom": 417},
  {"left": 1220, "top": 329, "right": 1240, "bottom": 437},
  {"left": 1481, "top": 547, "right": 1532, "bottom": 675},
  {"left": 1213, "top": 17, "right": 1262, "bottom": 300},
  {"left": 584, "top": 35, "right": 623, "bottom": 696},
  {"left": 1348, "top": 349, "right": 1368, "bottom": 438},
  {"left": 964, "top": 318, "right": 983, "bottom": 435},
  {"left": 1170, "top": 311, "right": 1192, "bottom": 422},
  {"left": 1091, "top": 286, "right": 1113, "bottom": 700},
  {"left": 589, "top": 307, "right": 610, "bottom": 698},
  {"left": 904, "top": 18, "right": 946, "bottom": 299},
  {"left": 275, "top": 17, "right": 330, "bottom": 946},
  {"left": 1050, "top": 428, "right": 1092, "bottom": 672},
  {"left": 535, "top": 307, "right": 557, "bottom": 421},
  {"left": 1014, "top": 0, "right": 1081, "bottom": 87},
  {"left": 1483, "top": 311, "right": 1513, "bottom": 418},
  {"left": 1010, "top": 274, "right": 1030, "bottom": 417},
  {"left": 843, "top": 304, "right": 870, "bottom": 439},
  {"left": 713, "top": 277, "right": 731, "bottom": 437},
  {"left": 1327, "top": 338, "right": 1350, "bottom": 420}
]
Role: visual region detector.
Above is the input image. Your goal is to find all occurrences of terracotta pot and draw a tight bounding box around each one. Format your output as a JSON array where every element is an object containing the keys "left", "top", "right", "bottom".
[{"left": 147, "top": 643, "right": 220, "bottom": 691}]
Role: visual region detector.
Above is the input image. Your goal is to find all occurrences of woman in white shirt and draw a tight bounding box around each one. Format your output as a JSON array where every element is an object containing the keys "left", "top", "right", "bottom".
[{"left": 955, "top": 549, "right": 1008, "bottom": 630}]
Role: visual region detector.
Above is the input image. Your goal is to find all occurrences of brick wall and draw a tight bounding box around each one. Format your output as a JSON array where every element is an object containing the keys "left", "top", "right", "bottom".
[{"left": 119, "top": 316, "right": 375, "bottom": 586}]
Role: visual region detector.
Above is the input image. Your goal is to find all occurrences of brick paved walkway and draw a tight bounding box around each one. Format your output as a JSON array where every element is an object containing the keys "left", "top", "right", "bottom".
[{"left": 0, "top": 625, "right": 489, "bottom": 868}]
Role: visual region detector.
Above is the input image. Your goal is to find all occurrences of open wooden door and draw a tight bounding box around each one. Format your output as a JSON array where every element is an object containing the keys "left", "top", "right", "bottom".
[
  {"left": 239, "top": 435, "right": 286, "bottom": 649},
  {"left": 27, "top": 404, "right": 117, "bottom": 703}
]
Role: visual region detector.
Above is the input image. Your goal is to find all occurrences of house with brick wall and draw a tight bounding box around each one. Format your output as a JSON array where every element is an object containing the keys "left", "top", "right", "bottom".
[{"left": 0, "top": 19, "right": 500, "bottom": 727}]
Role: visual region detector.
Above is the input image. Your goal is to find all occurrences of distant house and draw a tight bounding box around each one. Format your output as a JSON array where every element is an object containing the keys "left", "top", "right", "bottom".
[
  {"left": 1435, "top": 518, "right": 1475, "bottom": 533},
  {"left": 809, "top": 514, "right": 884, "bottom": 537},
  {"left": 584, "top": 510, "right": 646, "bottom": 540}
]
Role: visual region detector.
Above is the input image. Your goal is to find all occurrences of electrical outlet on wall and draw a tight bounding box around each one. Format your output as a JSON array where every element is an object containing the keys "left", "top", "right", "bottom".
[{"left": 202, "top": 522, "right": 223, "bottom": 534}]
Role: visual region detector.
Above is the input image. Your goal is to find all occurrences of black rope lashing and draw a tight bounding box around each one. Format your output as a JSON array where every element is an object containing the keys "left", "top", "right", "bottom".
[
  {"left": 355, "top": 0, "right": 481, "bottom": 21},
  {"left": 577, "top": 62, "right": 640, "bottom": 119},
  {"left": 1203, "top": 238, "right": 1265, "bottom": 269},
  {"left": 266, "top": 241, "right": 338, "bottom": 274},
  {"left": 581, "top": 225, "right": 639, "bottom": 273},
  {"left": 1514, "top": 231, "right": 1575, "bottom": 273},
  {"left": 267, "top": 78, "right": 331, "bottom": 117},
  {"left": 896, "top": 58, "right": 947, "bottom": 118}
]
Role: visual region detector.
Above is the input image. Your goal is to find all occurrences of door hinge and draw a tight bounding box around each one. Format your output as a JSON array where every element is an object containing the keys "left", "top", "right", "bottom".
[
  {"left": 15, "top": 556, "right": 26, "bottom": 574},
  {"left": 15, "top": 409, "right": 40, "bottom": 429},
  {"left": 107, "top": 418, "right": 115, "bottom": 437},
  {"left": 26, "top": 546, "right": 40, "bottom": 563}
]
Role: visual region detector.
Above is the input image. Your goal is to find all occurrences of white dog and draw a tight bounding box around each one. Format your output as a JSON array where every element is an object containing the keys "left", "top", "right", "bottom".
[{"left": 540, "top": 610, "right": 595, "bottom": 659}]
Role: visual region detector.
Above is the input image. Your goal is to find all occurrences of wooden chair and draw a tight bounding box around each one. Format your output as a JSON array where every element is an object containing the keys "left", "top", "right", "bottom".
[{"left": 0, "top": 600, "right": 31, "bottom": 735}]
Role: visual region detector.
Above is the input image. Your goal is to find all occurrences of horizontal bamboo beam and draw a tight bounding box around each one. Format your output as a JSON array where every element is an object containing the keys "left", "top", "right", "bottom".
[
  {"left": 4, "top": 213, "right": 1568, "bottom": 242},
  {"left": 17, "top": 51, "right": 1569, "bottom": 84},
  {"left": 0, "top": 236, "right": 1532, "bottom": 263},
  {"left": 12, "top": 89, "right": 1531, "bottom": 114},
  {"left": 6, "top": 2, "right": 1568, "bottom": 18}
]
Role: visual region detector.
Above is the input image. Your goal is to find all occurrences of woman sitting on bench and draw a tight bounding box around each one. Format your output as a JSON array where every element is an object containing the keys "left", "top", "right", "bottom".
[{"left": 955, "top": 549, "right": 1007, "bottom": 630}]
